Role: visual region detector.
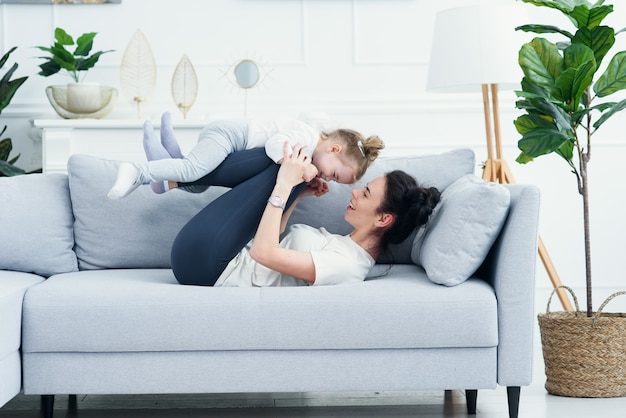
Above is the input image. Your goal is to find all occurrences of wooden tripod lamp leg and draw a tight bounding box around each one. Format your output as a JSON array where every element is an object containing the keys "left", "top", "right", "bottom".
[
  {"left": 484, "top": 84, "right": 573, "bottom": 311},
  {"left": 538, "top": 237, "right": 574, "bottom": 311}
]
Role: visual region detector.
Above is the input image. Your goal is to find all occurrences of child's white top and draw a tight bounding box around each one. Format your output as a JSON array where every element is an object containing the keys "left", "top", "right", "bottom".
[{"left": 247, "top": 119, "right": 320, "bottom": 162}]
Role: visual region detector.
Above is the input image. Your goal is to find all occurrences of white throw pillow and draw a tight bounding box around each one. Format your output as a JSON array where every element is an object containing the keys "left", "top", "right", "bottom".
[{"left": 413, "top": 174, "right": 510, "bottom": 286}]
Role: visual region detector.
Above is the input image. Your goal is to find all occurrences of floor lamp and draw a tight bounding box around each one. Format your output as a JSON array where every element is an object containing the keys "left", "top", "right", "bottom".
[{"left": 427, "top": 4, "right": 573, "bottom": 311}]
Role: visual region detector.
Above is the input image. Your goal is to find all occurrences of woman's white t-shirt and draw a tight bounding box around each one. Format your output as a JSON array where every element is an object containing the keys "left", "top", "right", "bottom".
[{"left": 214, "top": 224, "right": 375, "bottom": 287}]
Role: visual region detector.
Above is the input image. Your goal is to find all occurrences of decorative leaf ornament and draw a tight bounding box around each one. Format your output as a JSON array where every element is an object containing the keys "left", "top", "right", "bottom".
[
  {"left": 119, "top": 29, "right": 157, "bottom": 118},
  {"left": 171, "top": 54, "right": 198, "bottom": 119}
]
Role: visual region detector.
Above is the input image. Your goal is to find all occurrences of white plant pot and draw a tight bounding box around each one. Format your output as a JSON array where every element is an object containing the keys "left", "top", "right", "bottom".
[{"left": 66, "top": 82, "right": 102, "bottom": 113}]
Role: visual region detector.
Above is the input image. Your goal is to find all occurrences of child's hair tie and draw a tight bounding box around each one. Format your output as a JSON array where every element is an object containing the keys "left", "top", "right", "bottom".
[{"left": 357, "top": 140, "right": 365, "bottom": 157}]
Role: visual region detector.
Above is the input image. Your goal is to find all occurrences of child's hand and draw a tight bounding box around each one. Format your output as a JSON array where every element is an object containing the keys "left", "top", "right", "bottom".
[
  {"left": 302, "top": 164, "right": 319, "bottom": 182},
  {"left": 301, "top": 178, "right": 329, "bottom": 198}
]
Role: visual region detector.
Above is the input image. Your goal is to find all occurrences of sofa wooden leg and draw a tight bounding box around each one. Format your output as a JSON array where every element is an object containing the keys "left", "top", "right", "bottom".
[
  {"left": 40, "top": 395, "right": 54, "bottom": 418},
  {"left": 465, "top": 389, "right": 477, "bottom": 414},
  {"left": 67, "top": 394, "right": 78, "bottom": 418},
  {"left": 507, "top": 386, "right": 521, "bottom": 418}
]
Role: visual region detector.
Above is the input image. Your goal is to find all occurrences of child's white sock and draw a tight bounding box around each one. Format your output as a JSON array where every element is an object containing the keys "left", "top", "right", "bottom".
[
  {"left": 160, "top": 112, "right": 183, "bottom": 158},
  {"left": 143, "top": 120, "right": 171, "bottom": 194},
  {"left": 107, "top": 162, "right": 142, "bottom": 199}
]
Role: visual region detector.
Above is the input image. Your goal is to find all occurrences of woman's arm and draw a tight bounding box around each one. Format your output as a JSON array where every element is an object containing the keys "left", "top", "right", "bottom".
[
  {"left": 279, "top": 178, "right": 329, "bottom": 234},
  {"left": 249, "top": 143, "right": 319, "bottom": 284}
]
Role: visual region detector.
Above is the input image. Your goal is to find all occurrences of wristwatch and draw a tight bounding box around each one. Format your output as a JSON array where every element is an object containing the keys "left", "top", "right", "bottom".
[{"left": 267, "top": 195, "right": 286, "bottom": 210}]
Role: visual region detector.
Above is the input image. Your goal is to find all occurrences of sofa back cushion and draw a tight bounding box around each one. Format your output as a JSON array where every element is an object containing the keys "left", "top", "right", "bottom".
[
  {"left": 68, "top": 155, "right": 223, "bottom": 270},
  {"left": 68, "top": 149, "right": 476, "bottom": 270},
  {"left": 287, "top": 148, "right": 476, "bottom": 264},
  {"left": 0, "top": 173, "right": 78, "bottom": 276}
]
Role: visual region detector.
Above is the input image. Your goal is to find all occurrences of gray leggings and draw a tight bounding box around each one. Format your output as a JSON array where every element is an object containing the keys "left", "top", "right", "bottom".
[{"left": 137, "top": 120, "right": 249, "bottom": 184}]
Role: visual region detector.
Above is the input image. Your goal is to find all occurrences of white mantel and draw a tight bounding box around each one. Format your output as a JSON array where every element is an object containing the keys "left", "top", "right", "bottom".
[{"left": 33, "top": 119, "right": 207, "bottom": 174}]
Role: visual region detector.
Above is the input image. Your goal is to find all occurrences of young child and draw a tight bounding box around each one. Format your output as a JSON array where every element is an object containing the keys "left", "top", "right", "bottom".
[{"left": 107, "top": 112, "right": 384, "bottom": 199}]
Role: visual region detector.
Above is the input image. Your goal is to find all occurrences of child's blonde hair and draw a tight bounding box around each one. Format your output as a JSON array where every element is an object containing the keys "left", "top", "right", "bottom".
[{"left": 321, "top": 129, "right": 385, "bottom": 181}]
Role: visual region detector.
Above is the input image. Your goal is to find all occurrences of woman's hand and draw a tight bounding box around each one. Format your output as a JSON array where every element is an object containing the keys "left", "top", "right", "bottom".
[
  {"left": 302, "top": 164, "right": 319, "bottom": 182},
  {"left": 276, "top": 142, "right": 312, "bottom": 190}
]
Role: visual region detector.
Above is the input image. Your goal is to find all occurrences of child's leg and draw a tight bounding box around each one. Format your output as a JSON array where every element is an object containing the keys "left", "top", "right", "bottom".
[
  {"left": 108, "top": 120, "right": 174, "bottom": 198},
  {"left": 143, "top": 120, "right": 170, "bottom": 194},
  {"left": 159, "top": 112, "right": 183, "bottom": 158},
  {"left": 170, "top": 148, "right": 278, "bottom": 286},
  {"left": 107, "top": 162, "right": 142, "bottom": 199},
  {"left": 138, "top": 120, "right": 248, "bottom": 185}
]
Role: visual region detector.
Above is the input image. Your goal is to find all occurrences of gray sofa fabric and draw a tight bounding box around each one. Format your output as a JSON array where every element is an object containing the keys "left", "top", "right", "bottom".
[
  {"left": 22, "top": 268, "right": 497, "bottom": 353},
  {"left": 0, "top": 272, "right": 44, "bottom": 406},
  {"left": 0, "top": 148, "right": 539, "bottom": 418}
]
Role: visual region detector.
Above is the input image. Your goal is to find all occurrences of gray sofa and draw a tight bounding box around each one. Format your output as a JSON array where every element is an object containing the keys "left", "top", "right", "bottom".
[{"left": 0, "top": 149, "right": 539, "bottom": 418}]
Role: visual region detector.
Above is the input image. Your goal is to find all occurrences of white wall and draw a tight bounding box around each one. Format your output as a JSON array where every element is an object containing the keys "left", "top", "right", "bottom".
[{"left": 1, "top": 0, "right": 625, "bottom": 298}]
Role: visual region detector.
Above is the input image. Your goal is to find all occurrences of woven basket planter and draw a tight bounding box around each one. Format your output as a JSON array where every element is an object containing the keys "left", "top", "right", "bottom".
[{"left": 538, "top": 286, "right": 626, "bottom": 398}]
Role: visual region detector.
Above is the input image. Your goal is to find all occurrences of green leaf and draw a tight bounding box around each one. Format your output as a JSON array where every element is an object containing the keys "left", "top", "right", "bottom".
[
  {"left": 569, "top": 4, "right": 613, "bottom": 29},
  {"left": 0, "top": 75, "right": 28, "bottom": 115},
  {"left": 518, "top": 128, "right": 574, "bottom": 159},
  {"left": 520, "top": 93, "right": 573, "bottom": 132},
  {"left": 519, "top": 0, "right": 573, "bottom": 15},
  {"left": 516, "top": 24, "right": 574, "bottom": 39},
  {"left": 514, "top": 113, "right": 557, "bottom": 135},
  {"left": 594, "top": 50, "right": 626, "bottom": 97},
  {"left": 74, "top": 32, "right": 97, "bottom": 56},
  {"left": 0, "top": 62, "right": 17, "bottom": 86},
  {"left": 556, "top": 138, "right": 575, "bottom": 161},
  {"left": 37, "top": 60, "right": 61, "bottom": 77},
  {"left": 571, "top": 26, "right": 615, "bottom": 67},
  {"left": 519, "top": 38, "right": 564, "bottom": 99},
  {"left": 0, "top": 159, "right": 25, "bottom": 176},
  {"left": 572, "top": 101, "right": 615, "bottom": 124},
  {"left": 557, "top": 43, "right": 596, "bottom": 109},
  {"left": 593, "top": 98, "right": 626, "bottom": 129},
  {"left": 50, "top": 43, "right": 76, "bottom": 68},
  {"left": 54, "top": 27, "right": 74, "bottom": 46},
  {"left": 75, "top": 50, "right": 113, "bottom": 72},
  {"left": 0, "top": 137, "right": 12, "bottom": 161},
  {"left": 515, "top": 152, "right": 535, "bottom": 164},
  {"left": 0, "top": 46, "right": 17, "bottom": 68}
]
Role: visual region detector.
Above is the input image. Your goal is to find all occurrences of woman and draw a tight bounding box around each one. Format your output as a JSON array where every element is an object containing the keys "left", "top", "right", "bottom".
[{"left": 171, "top": 142, "right": 440, "bottom": 287}]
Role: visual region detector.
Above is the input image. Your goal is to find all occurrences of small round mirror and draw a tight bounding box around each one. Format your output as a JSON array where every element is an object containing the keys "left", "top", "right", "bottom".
[{"left": 234, "top": 60, "right": 260, "bottom": 89}]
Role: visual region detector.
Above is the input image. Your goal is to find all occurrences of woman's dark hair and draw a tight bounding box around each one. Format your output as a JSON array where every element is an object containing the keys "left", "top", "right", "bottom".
[{"left": 377, "top": 170, "right": 440, "bottom": 251}]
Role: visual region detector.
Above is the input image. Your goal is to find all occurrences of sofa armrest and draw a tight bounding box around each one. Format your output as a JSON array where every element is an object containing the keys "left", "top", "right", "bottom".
[{"left": 480, "top": 184, "right": 540, "bottom": 386}]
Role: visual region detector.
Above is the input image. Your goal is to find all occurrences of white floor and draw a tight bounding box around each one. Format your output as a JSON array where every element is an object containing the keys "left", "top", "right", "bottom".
[{"left": 2, "top": 286, "right": 626, "bottom": 417}]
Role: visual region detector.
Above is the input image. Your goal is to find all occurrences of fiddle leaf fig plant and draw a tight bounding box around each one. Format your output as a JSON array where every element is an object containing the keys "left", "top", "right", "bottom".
[
  {"left": 514, "top": 0, "right": 626, "bottom": 316},
  {"left": 0, "top": 46, "right": 28, "bottom": 177},
  {"left": 35, "top": 27, "right": 113, "bottom": 83}
]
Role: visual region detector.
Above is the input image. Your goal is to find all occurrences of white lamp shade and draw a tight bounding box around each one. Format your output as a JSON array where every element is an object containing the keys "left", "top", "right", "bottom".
[{"left": 427, "top": 4, "right": 530, "bottom": 92}]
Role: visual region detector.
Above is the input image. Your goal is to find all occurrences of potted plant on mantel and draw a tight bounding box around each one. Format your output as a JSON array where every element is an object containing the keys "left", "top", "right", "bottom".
[
  {"left": 35, "top": 27, "right": 118, "bottom": 119},
  {"left": 514, "top": 0, "right": 626, "bottom": 398}
]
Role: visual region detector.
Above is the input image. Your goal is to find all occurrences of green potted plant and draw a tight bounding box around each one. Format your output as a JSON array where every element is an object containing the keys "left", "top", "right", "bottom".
[
  {"left": 514, "top": 0, "right": 626, "bottom": 398},
  {"left": 0, "top": 46, "right": 28, "bottom": 176},
  {"left": 35, "top": 27, "right": 117, "bottom": 118}
]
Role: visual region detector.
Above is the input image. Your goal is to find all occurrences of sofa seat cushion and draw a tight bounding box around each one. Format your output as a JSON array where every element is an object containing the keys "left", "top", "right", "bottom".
[
  {"left": 0, "top": 271, "right": 44, "bottom": 407},
  {"left": 22, "top": 268, "right": 497, "bottom": 353},
  {"left": 0, "top": 271, "right": 45, "bottom": 359}
]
